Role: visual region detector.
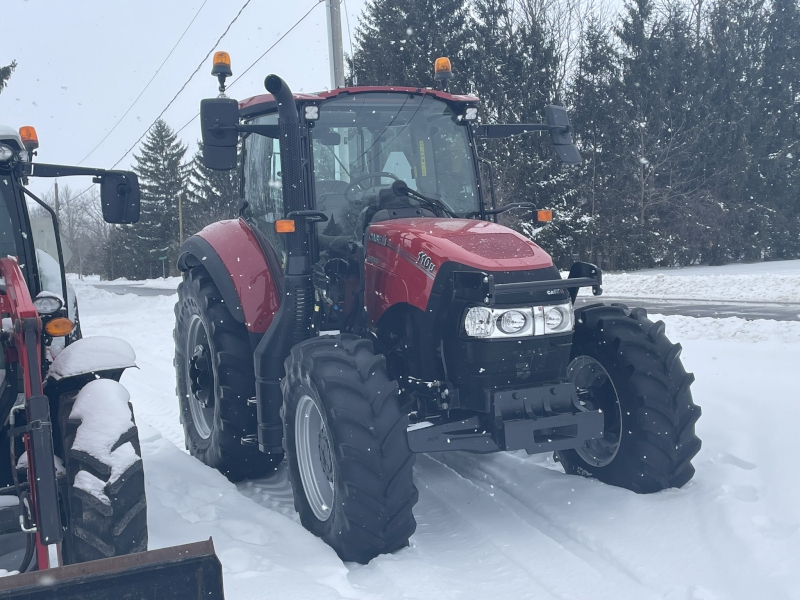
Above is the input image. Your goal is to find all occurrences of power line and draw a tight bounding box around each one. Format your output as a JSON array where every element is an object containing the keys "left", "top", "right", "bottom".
[
  {"left": 109, "top": 0, "right": 256, "bottom": 170},
  {"left": 78, "top": 0, "right": 209, "bottom": 166},
  {"left": 72, "top": 0, "right": 324, "bottom": 201},
  {"left": 175, "top": 0, "right": 325, "bottom": 137}
]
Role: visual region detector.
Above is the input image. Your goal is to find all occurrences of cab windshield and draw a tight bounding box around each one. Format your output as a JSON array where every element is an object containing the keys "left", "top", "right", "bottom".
[{"left": 311, "top": 93, "right": 479, "bottom": 233}]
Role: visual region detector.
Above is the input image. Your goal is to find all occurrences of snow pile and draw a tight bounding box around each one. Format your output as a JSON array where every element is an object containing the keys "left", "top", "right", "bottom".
[
  {"left": 577, "top": 259, "right": 800, "bottom": 303},
  {"left": 70, "top": 280, "right": 800, "bottom": 599},
  {"left": 70, "top": 379, "right": 140, "bottom": 503},
  {"left": 657, "top": 314, "right": 800, "bottom": 343},
  {"left": 47, "top": 336, "right": 136, "bottom": 381}
]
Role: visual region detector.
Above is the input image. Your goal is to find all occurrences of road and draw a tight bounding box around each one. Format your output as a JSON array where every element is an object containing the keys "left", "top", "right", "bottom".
[{"left": 93, "top": 283, "right": 800, "bottom": 321}]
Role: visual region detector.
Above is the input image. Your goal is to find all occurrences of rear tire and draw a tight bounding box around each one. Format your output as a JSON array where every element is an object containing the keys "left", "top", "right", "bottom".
[
  {"left": 58, "top": 380, "right": 147, "bottom": 564},
  {"left": 556, "top": 304, "right": 702, "bottom": 493},
  {"left": 174, "top": 267, "right": 281, "bottom": 481},
  {"left": 282, "top": 335, "right": 418, "bottom": 563}
]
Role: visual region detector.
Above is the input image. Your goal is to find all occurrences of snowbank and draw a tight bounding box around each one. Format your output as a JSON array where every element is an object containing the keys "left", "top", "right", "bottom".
[
  {"left": 71, "top": 282, "right": 800, "bottom": 599},
  {"left": 576, "top": 259, "right": 800, "bottom": 303}
]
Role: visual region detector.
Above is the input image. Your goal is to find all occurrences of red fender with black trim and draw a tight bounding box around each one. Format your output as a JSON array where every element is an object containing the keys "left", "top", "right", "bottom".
[
  {"left": 177, "top": 219, "right": 281, "bottom": 334},
  {"left": 364, "top": 218, "right": 553, "bottom": 325}
]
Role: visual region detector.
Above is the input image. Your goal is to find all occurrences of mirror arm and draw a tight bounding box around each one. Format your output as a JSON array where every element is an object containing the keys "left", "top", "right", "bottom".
[
  {"left": 22, "top": 163, "right": 131, "bottom": 179},
  {"left": 472, "top": 124, "right": 555, "bottom": 139},
  {"left": 208, "top": 123, "right": 280, "bottom": 138}
]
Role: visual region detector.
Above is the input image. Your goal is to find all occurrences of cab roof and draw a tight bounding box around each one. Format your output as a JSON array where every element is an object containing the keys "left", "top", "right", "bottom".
[
  {"left": 238, "top": 86, "right": 480, "bottom": 118},
  {"left": 0, "top": 126, "right": 24, "bottom": 151}
]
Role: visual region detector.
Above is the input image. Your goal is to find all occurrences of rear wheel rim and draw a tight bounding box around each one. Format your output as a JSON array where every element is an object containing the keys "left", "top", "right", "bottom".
[
  {"left": 295, "top": 395, "right": 335, "bottom": 521},
  {"left": 186, "top": 314, "right": 215, "bottom": 440},
  {"left": 568, "top": 356, "right": 622, "bottom": 467}
]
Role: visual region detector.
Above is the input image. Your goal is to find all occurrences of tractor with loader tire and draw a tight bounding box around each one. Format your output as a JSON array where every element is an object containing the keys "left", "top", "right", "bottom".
[
  {"left": 0, "top": 126, "right": 223, "bottom": 598},
  {"left": 175, "top": 52, "right": 702, "bottom": 564}
]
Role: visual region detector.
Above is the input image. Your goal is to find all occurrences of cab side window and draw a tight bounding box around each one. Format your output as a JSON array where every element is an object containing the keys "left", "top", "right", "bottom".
[{"left": 243, "top": 114, "right": 284, "bottom": 263}]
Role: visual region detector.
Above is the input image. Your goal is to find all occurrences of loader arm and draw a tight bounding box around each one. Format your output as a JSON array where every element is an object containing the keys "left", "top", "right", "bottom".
[{"left": 0, "top": 257, "right": 62, "bottom": 568}]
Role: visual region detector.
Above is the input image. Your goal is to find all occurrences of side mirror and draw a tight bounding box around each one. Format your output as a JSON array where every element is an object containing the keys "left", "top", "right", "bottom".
[
  {"left": 101, "top": 171, "right": 140, "bottom": 224},
  {"left": 544, "top": 105, "right": 582, "bottom": 165},
  {"left": 200, "top": 97, "right": 239, "bottom": 170}
]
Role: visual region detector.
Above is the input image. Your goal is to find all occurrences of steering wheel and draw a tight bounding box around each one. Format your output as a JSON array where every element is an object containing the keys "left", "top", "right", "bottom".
[{"left": 344, "top": 172, "right": 400, "bottom": 202}]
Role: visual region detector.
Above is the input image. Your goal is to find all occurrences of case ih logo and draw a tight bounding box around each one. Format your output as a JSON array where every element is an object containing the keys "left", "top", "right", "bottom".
[
  {"left": 417, "top": 252, "right": 436, "bottom": 274},
  {"left": 368, "top": 233, "right": 387, "bottom": 246}
]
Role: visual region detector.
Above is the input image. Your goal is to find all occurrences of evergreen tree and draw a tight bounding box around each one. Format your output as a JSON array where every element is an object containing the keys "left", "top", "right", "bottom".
[
  {"left": 185, "top": 144, "right": 239, "bottom": 235},
  {"left": 753, "top": 0, "right": 800, "bottom": 258},
  {"left": 0, "top": 61, "right": 15, "bottom": 94},
  {"left": 565, "top": 18, "right": 626, "bottom": 267},
  {"left": 119, "top": 120, "right": 187, "bottom": 279},
  {"left": 349, "top": 0, "right": 470, "bottom": 88}
]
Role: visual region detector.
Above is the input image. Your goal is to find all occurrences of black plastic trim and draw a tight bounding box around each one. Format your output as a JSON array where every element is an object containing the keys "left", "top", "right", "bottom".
[{"left": 177, "top": 236, "right": 244, "bottom": 323}]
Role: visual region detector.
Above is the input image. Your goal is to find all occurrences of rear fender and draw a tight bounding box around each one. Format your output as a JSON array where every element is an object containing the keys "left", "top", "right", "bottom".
[{"left": 177, "top": 219, "right": 281, "bottom": 334}]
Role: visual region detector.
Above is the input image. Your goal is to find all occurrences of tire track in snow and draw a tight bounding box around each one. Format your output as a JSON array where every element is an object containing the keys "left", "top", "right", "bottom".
[
  {"left": 415, "top": 454, "right": 660, "bottom": 600},
  {"left": 430, "top": 452, "right": 659, "bottom": 595}
]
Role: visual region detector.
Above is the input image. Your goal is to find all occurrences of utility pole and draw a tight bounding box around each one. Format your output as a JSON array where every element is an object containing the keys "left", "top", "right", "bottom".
[
  {"left": 54, "top": 180, "right": 60, "bottom": 222},
  {"left": 326, "top": 0, "right": 345, "bottom": 89},
  {"left": 178, "top": 193, "right": 184, "bottom": 245}
]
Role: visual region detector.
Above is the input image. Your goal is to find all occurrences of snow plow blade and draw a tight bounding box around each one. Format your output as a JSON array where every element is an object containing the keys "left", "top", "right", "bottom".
[{"left": 0, "top": 539, "right": 224, "bottom": 599}]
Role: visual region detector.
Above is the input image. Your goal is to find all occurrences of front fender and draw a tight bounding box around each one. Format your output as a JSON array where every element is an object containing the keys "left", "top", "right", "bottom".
[
  {"left": 46, "top": 336, "right": 136, "bottom": 382},
  {"left": 178, "top": 219, "right": 281, "bottom": 334}
]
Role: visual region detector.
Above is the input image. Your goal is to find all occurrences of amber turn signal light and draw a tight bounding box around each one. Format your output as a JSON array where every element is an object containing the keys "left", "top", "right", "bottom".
[
  {"left": 275, "top": 219, "right": 296, "bottom": 233},
  {"left": 19, "top": 126, "right": 39, "bottom": 151},
  {"left": 536, "top": 210, "right": 553, "bottom": 222},
  {"left": 44, "top": 317, "right": 74, "bottom": 337}
]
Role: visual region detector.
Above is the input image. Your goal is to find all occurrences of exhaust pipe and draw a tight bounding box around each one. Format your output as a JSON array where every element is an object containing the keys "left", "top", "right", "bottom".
[{"left": 254, "top": 75, "right": 314, "bottom": 455}]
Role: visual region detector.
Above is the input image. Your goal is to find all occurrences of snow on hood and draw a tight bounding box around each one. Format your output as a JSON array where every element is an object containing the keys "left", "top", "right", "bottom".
[{"left": 47, "top": 336, "right": 136, "bottom": 381}]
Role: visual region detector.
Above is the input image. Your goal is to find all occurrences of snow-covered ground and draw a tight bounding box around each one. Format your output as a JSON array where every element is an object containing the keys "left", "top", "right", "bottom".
[
  {"left": 71, "top": 276, "right": 800, "bottom": 600},
  {"left": 578, "top": 259, "right": 800, "bottom": 303}
]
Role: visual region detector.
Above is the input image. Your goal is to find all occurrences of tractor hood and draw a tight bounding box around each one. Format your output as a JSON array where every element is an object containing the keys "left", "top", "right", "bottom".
[{"left": 366, "top": 218, "right": 553, "bottom": 273}]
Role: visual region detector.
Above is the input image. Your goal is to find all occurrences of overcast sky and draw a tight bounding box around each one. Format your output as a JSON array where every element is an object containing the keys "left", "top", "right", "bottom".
[{"left": 1, "top": 0, "right": 367, "bottom": 195}]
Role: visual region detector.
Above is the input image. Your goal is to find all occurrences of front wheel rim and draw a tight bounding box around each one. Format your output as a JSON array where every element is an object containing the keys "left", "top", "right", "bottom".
[
  {"left": 295, "top": 395, "right": 335, "bottom": 521},
  {"left": 186, "top": 314, "right": 215, "bottom": 440},
  {"left": 568, "top": 355, "right": 623, "bottom": 467}
]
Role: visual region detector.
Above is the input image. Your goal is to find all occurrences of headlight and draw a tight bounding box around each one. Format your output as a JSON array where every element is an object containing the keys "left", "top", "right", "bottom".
[
  {"left": 463, "top": 302, "right": 572, "bottom": 339},
  {"left": 499, "top": 310, "right": 527, "bottom": 334},
  {"left": 543, "top": 303, "right": 573, "bottom": 334},
  {"left": 34, "top": 295, "right": 63, "bottom": 315},
  {"left": 464, "top": 307, "right": 494, "bottom": 337},
  {"left": 0, "top": 144, "right": 14, "bottom": 163}
]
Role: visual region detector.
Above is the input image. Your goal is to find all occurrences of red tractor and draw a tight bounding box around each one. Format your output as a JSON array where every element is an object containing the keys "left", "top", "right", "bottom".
[
  {"left": 0, "top": 126, "right": 223, "bottom": 598},
  {"left": 175, "top": 54, "right": 702, "bottom": 564}
]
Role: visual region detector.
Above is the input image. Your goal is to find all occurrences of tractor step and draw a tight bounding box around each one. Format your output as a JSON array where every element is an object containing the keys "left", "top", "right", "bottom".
[{"left": 0, "top": 538, "right": 224, "bottom": 599}]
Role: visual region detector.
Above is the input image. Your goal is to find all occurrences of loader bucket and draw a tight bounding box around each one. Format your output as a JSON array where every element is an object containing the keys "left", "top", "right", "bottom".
[{"left": 0, "top": 539, "right": 224, "bottom": 599}]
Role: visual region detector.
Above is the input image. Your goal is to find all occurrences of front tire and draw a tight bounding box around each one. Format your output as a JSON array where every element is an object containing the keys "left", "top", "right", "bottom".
[
  {"left": 282, "top": 335, "right": 418, "bottom": 564},
  {"left": 557, "top": 304, "right": 702, "bottom": 493},
  {"left": 58, "top": 379, "right": 147, "bottom": 564},
  {"left": 174, "top": 267, "right": 281, "bottom": 481}
]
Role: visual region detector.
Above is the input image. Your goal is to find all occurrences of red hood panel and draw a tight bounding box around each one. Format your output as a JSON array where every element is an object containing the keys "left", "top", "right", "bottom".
[
  {"left": 364, "top": 218, "right": 554, "bottom": 325},
  {"left": 367, "top": 218, "right": 553, "bottom": 271}
]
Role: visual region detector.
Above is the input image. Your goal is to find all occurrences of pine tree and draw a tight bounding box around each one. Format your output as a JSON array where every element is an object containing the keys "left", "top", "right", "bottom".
[
  {"left": 120, "top": 120, "right": 188, "bottom": 279},
  {"left": 185, "top": 144, "right": 239, "bottom": 235},
  {"left": 0, "top": 61, "right": 15, "bottom": 94},
  {"left": 564, "top": 18, "right": 626, "bottom": 268},
  {"left": 349, "top": 0, "right": 470, "bottom": 89},
  {"left": 753, "top": 0, "right": 800, "bottom": 258}
]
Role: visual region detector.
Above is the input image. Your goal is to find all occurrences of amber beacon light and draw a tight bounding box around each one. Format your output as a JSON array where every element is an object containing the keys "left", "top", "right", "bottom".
[
  {"left": 212, "top": 51, "right": 232, "bottom": 95},
  {"left": 19, "top": 126, "right": 39, "bottom": 152}
]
